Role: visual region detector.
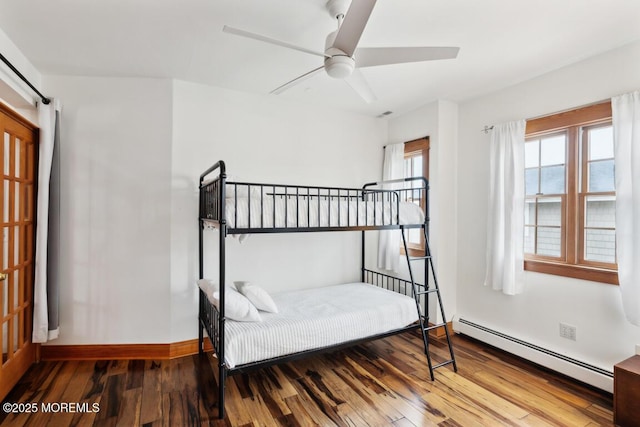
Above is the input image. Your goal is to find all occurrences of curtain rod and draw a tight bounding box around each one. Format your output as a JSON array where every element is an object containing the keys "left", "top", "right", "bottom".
[
  {"left": 481, "top": 98, "right": 612, "bottom": 135},
  {"left": 0, "top": 51, "right": 50, "bottom": 105}
]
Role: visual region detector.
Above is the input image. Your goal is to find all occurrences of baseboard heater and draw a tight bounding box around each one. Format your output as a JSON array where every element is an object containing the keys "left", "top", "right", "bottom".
[{"left": 458, "top": 318, "right": 613, "bottom": 379}]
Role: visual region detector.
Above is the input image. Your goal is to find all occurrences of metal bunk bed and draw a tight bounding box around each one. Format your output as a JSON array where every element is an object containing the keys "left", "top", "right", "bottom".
[{"left": 198, "top": 160, "right": 456, "bottom": 419}]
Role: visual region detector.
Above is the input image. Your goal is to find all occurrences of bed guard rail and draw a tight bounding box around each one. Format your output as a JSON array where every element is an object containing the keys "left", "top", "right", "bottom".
[
  {"left": 363, "top": 176, "right": 429, "bottom": 222},
  {"left": 199, "top": 161, "right": 428, "bottom": 232}
]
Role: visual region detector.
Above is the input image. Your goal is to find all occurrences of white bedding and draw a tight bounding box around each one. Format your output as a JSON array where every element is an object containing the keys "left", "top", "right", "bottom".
[
  {"left": 209, "top": 196, "right": 424, "bottom": 230},
  {"left": 215, "top": 282, "right": 419, "bottom": 368}
]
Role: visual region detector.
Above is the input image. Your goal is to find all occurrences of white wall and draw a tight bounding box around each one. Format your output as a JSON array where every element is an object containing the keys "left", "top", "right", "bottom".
[
  {"left": 170, "top": 80, "right": 388, "bottom": 342},
  {"left": 386, "top": 100, "right": 458, "bottom": 324},
  {"left": 31, "top": 75, "right": 387, "bottom": 346},
  {"left": 42, "top": 76, "right": 174, "bottom": 345},
  {"left": 455, "top": 40, "right": 640, "bottom": 390}
]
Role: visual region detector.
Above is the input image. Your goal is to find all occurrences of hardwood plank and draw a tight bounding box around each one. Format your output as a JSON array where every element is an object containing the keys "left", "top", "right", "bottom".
[
  {"left": 139, "top": 360, "right": 163, "bottom": 425},
  {"left": 333, "top": 402, "right": 370, "bottom": 426},
  {"left": 332, "top": 364, "right": 404, "bottom": 423},
  {"left": 291, "top": 374, "right": 347, "bottom": 427},
  {"left": 265, "top": 366, "right": 298, "bottom": 399},
  {"left": 18, "top": 362, "right": 78, "bottom": 427},
  {"left": 94, "top": 373, "right": 125, "bottom": 421},
  {"left": 116, "top": 388, "right": 142, "bottom": 427},
  {"left": 195, "top": 354, "right": 221, "bottom": 422},
  {"left": 223, "top": 372, "right": 254, "bottom": 426},
  {"left": 392, "top": 418, "right": 417, "bottom": 427},
  {"left": 45, "top": 361, "right": 95, "bottom": 427},
  {"left": 472, "top": 369, "right": 597, "bottom": 426},
  {"left": 304, "top": 358, "right": 393, "bottom": 426},
  {"left": 434, "top": 370, "right": 529, "bottom": 421},
  {"left": 243, "top": 371, "right": 290, "bottom": 420},
  {"left": 238, "top": 387, "right": 280, "bottom": 427},
  {"left": 274, "top": 413, "right": 303, "bottom": 427},
  {"left": 517, "top": 413, "right": 560, "bottom": 427},
  {"left": 282, "top": 395, "right": 325, "bottom": 427},
  {"left": 125, "top": 359, "right": 145, "bottom": 390}
]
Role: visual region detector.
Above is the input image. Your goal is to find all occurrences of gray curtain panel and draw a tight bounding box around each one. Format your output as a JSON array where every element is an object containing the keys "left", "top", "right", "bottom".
[{"left": 46, "top": 109, "right": 60, "bottom": 335}]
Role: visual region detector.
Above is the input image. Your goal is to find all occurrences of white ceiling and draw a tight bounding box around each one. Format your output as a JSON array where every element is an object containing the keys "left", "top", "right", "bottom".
[{"left": 1, "top": 0, "right": 639, "bottom": 117}]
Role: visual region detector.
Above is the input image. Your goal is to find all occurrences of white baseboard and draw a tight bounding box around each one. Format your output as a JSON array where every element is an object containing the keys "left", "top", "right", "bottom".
[{"left": 454, "top": 318, "right": 613, "bottom": 393}]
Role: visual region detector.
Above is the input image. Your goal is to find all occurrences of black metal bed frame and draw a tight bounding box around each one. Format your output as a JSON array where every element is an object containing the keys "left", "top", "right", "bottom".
[{"left": 197, "top": 160, "right": 431, "bottom": 419}]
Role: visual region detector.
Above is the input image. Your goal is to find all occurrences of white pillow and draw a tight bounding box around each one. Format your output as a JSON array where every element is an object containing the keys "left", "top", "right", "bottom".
[
  {"left": 234, "top": 281, "right": 279, "bottom": 313},
  {"left": 196, "top": 279, "right": 236, "bottom": 293},
  {"left": 197, "top": 279, "right": 216, "bottom": 295},
  {"left": 212, "top": 287, "right": 262, "bottom": 322}
]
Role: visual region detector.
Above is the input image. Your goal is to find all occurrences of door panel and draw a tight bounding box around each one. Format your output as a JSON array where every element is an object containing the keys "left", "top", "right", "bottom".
[{"left": 0, "top": 104, "right": 37, "bottom": 400}]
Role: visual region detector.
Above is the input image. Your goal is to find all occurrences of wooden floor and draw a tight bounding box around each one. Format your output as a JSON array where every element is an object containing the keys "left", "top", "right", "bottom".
[{"left": 1, "top": 333, "right": 613, "bottom": 426}]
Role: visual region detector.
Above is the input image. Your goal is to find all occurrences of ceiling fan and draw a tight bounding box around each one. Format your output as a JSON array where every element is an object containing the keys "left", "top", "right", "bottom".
[{"left": 223, "top": 0, "right": 459, "bottom": 103}]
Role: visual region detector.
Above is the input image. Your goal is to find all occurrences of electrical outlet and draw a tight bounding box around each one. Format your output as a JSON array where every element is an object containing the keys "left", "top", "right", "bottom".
[{"left": 559, "top": 323, "right": 577, "bottom": 341}]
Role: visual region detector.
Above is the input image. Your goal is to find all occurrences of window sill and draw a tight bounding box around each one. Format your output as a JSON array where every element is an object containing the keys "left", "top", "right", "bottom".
[
  {"left": 524, "top": 259, "right": 618, "bottom": 285},
  {"left": 401, "top": 247, "right": 425, "bottom": 258}
]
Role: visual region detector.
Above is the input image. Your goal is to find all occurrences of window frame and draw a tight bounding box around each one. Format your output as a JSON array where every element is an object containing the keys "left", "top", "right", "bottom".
[
  {"left": 523, "top": 101, "right": 618, "bottom": 285},
  {"left": 402, "top": 137, "right": 429, "bottom": 257}
]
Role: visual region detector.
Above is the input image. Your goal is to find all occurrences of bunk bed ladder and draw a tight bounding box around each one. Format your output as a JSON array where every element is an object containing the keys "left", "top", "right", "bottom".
[{"left": 401, "top": 225, "right": 457, "bottom": 380}]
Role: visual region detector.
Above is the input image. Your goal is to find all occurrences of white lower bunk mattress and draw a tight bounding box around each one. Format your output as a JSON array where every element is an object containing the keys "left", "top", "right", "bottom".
[{"left": 222, "top": 282, "right": 419, "bottom": 368}]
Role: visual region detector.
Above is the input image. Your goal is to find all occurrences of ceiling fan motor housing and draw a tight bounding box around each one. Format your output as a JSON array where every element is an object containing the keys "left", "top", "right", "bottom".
[
  {"left": 324, "top": 55, "right": 355, "bottom": 78},
  {"left": 324, "top": 29, "right": 355, "bottom": 78}
]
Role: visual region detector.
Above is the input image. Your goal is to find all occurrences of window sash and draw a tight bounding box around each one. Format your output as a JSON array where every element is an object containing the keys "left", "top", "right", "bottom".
[
  {"left": 523, "top": 101, "right": 617, "bottom": 284},
  {"left": 403, "top": 137, "right": 429, "bottom": 256}
]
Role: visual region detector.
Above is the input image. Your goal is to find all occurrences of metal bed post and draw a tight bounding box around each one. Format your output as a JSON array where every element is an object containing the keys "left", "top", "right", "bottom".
[
  {"left": 197, "top": 160, "right": 229, "bottom": 419},
  {"left": 361, "top": 230, "right": 366, "bottom": 282},
  {"left": 424, "top": 180, "right": 430, "bottom": 326},
  {"left": 361, "top": 188, "right": 366, "bottom": 282},
  {"left": 218, "top": 163, "right": 227, "bottom": 418},
  {"left": 198, "top": 184, "right": 204, "bottom": 355}
]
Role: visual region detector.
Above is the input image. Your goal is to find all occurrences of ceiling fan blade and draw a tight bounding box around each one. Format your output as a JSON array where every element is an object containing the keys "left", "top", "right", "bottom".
[
  {"left": 270, "top": 66, "right": 325, "bottom": 95},
  {"left": 344, "top": 69, "right": 377, "bottom": 103},
  {"left": 331, "top": 0, "right": 377, "bottom": 57},
  {"left": 355, "top": 46, "right": 459, "bottom": 68},
  {"left": 223, "top": 25, "right": 328, "bottom": 58}
]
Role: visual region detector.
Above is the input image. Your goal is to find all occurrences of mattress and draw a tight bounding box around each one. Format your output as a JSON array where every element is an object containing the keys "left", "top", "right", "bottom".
[
  {"left": 216, "top": 282, "right": 419, "bottom": 368},
  {"left": 209, "top": 196, "right": 424, "bottom": 230}
]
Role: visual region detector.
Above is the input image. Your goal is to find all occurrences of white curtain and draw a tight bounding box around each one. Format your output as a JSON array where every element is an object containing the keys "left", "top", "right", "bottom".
[
  {"left": 612, "top": 90, "right": 640, "bottom": 325},
  {"left": 33, "top": 99, "right": 61, "bottom": 343},
  {"left": 377, "top": 143, "right": 404, "bottom": 272},
  {"left": 484, "top": 120, "right": 526, "bottom": 295}
]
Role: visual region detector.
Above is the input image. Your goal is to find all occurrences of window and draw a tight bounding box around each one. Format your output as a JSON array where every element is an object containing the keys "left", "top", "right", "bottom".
[
  {"left": 403, "top": 137, "right": 429, "bottom": 256},
  {"left": 524, "top": 101, "right": 618, "bottom": 284}
]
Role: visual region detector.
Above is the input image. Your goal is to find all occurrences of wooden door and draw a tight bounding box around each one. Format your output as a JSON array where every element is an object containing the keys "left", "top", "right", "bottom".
[{"left": 0, "top": 103, "right": 37, "bottom": 400}]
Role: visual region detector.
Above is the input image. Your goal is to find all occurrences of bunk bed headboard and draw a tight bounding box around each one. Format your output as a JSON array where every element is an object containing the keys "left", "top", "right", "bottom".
[{"left": 199, "top": 160, "right": 227, "bottom": 371}]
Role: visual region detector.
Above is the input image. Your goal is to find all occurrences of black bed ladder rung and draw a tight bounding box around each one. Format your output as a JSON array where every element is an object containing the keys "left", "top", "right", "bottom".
[
  {"left": 401, "top": 225, "right": 457, "bottom": 380},
  {"left": 416, "top": 288, "right": 440, "bottom": 296},
  {"left": 423, "top": 323, "right": 447, "bottom": 332},
  {"left": 432, "top": 359, "right": 456, "bottom": 370}
]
